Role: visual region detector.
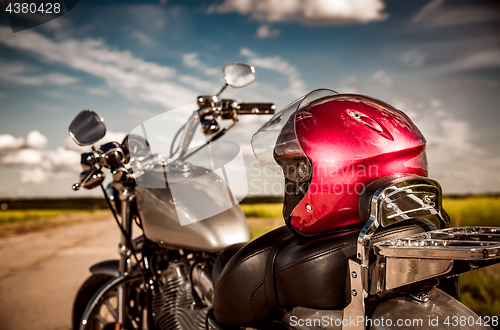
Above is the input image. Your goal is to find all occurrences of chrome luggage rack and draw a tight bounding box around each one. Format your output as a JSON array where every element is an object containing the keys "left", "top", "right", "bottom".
[
  {"left": 342, "top": 175, "right": 500, "bottom": 330},
  {"left": 372, "top": 226, "right": 500, "bottom": 294},
  {"left": 375, "top": 226, "right": 500, "bottom": 259}
]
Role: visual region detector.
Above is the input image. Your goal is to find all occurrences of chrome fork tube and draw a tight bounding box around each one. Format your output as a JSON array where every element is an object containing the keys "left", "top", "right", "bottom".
[{"left": 117, "top": 187, "right": 134, "bottom": 329}]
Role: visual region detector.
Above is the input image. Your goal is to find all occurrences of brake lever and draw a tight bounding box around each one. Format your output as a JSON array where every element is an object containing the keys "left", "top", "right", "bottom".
[{"left": 72, "top": 167, "right": 97, "bottom": 191}]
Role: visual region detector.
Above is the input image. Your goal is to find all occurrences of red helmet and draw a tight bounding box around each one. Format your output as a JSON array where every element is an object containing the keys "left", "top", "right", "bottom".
[{"left": 252, "top": 89, "right": 428, "bottom": 236}]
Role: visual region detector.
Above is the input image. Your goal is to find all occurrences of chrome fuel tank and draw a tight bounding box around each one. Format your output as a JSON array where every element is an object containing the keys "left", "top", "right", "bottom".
[{"left": 135, "top": 163, "right": 250, "bottom": 252}]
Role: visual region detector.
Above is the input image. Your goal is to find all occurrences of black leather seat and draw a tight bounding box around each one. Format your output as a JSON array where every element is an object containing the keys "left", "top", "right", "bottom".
[{"left": 213, "top": 220, "right": 435, "bottom": 327}]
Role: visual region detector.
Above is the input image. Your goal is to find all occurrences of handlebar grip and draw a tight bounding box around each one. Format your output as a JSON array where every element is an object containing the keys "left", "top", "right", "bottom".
[{"left": 238, "top": 103, "right": 275, "bottom": 115}]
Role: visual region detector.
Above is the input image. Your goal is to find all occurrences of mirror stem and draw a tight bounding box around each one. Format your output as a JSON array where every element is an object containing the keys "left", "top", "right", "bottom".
[{"left": 216, "top": 83, "right": 228, "bottom": 98}]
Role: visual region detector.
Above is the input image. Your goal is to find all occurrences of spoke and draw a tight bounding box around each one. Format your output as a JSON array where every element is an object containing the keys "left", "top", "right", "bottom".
[
  {"left": 95, "top": 314, "right": 109, "bottom": 326},
  {"left": 104, "top": 299, "right": 118, "bottom": 321},
  {"left": 129, "top": 317, "right": 139, "bottom": 330}
]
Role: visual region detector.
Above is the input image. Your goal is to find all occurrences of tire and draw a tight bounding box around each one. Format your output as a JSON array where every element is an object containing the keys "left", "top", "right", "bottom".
[{"left": 72, "top": 274, "right": 114, "bottom": 330}]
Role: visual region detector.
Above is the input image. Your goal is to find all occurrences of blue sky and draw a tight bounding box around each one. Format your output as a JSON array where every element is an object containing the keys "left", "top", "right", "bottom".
[{"left": 0, "top": 0, "right": 499, "bottom": 198}]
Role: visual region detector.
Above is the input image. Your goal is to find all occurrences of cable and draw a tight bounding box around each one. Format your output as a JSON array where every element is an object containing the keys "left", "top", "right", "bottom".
[{"left": 100, "top": 183, "right": 147, "bottom": 280}]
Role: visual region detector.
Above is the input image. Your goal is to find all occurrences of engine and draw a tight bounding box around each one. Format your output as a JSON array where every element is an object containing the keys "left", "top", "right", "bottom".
[{"left": 152, "top": 258, "right": 213, "bottom": 330}]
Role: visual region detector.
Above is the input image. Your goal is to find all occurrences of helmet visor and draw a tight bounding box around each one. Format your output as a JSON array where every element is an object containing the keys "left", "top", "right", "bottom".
[{"left": 251, "top": 89, "right": 338, "bottom": 178}]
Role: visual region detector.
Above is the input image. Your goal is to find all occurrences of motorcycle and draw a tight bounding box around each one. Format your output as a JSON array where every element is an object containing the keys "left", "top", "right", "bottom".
[{"left": 70, "top": 63, "right": 500, "bottom": 330}]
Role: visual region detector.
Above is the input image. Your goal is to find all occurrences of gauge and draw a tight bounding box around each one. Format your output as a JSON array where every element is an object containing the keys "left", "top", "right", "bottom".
[{"left": 122, "top": 134, "right": 150, "bottom": 161}]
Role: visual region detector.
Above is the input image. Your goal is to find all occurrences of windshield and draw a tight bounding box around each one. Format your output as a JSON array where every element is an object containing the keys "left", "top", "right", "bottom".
[
  {"left": 126, "top": 103, "right": 249, "bottom": 226},
  {"left": 251, "top": 89, "right": 338, "bottom": 175},
  {"left": 128, "top": 103, "right": 201, "bottom": 165}
]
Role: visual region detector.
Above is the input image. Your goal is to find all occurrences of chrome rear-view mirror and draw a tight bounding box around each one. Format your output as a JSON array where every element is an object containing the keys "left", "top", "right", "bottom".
[
  {"left": 69, "top": 110, "right": 107, "bottom": 146},
  {"left": 223, "top": 62, "right": 256, "bottom": 88}
]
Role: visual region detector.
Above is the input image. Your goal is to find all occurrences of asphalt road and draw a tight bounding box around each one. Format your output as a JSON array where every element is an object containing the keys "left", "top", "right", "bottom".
[{"left": 0, "top": 218, "right": 118, "bottom": 330}]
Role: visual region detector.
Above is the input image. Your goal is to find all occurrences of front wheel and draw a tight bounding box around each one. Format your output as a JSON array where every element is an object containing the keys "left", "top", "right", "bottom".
[
  {"left": 73, "top": 274, "right": 115, "bottom": 330},
  {"left": 73, "top": 274, "right": 149, "bottom": 330}
]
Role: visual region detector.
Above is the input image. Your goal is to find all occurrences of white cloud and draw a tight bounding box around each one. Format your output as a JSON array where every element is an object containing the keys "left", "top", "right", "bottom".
[
  {"left": 45, "top": 147, "right": 81, "bottom": 170},
  {"left": 391, "top": 97, "right": 478, "bottom": 166},
  {"left": 435, "top": 50, "right": 500, "bottom": 74},
  {"left": 430, "top": 98, "right": 441, "bottom": 108},
  {"left": 372, "top": 69, "right": 393, "bottom": 88},
  {"left": 1, "top": 149, "right": 43, "bottom": 165},
  {"left": 178, "top": 75, "right": 220, "bottom": 92},
  {"left": 127, "top": 5, "right": 168, "bottom": 29},
  {"left": 449, "top": 77, "right": 499, "bottom": 91},
  {"left": 401, "top": 49, "right": 425, "bottom": 68},
  {"left": 256, "top": 25, "right": 280, "bottom": 38},
  {"left": 211, "top": 0, "right": 387, "bottom": 25},
  {"left": 204, "top": 67, "right": 220, "bottom": 76},
  {"left": 0, "top": 62, "right": 78, "bottom": 86},
  {"left": 65, "top": 130, "right": 128, "bottom": 151},
  {"left": 18, "top": 147, "right": 81, "bottom": 184},
  {"left": 0, "top": 27, "right": 198, "bottom": 109},
  {"left": 413, "top": 0, "right": 500, "bottom": 27},
  {"left": 182, "top": 52, "right": 220, "bottom": 77},
  {"left": 0, "top": 129, "right": 103, "bottom": 184},
  {"left": 26, "top": 131, "right": 48, "bottom": 149},
  {"left": 413, "top": 0, "right": 444, "bottom": 24},
  {"left": 0, "top": 130, "right": 47, "bottom": 151},
  {"left": 20, "top": 167, "right": 48, "bottom": 184},
  {"left": 183, "top": 52, "right": 202, "bottom": 68},
  {"left": 339, "top": 75, "right": 358, "bottom": 93},
  {"left": 388, "top": 97, "right": 495, "bottom": 192},
  {"left": 0, "top": 130, "right": 81, "bottom": 183},
  {"left": 131, "top": 31, "right": 155, "bottom": 47},
  {"left": 341, "top": 75, "right": 357, "bottom": 85},
  {"left": 101, "top": 131, "right": 128, "bottom": 145},
  {"left": 240, "top": 48, "right": 257, "bottom": 57},
  {"left": 240, "top": 47, "right": 306, "bottom": 96},
  {"left": 127, "top": 107, "right": 160, "bottom": 120},
  {"left": 0, "top": 134, "right": 24, "bottom": 150},
  {"left": 87, "top": 87, "right": 111, "bottom": 97}
]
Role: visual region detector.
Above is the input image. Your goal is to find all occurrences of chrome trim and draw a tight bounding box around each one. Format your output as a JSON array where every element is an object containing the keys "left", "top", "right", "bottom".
[
  {"left": 68, "top": 109, "right": 106, "bottom": 147},
  {"left": 197, "top": 95, "right": 218, "bottom": 108},
  {"left": 343, "top": 260, "right": 366, "bottom": 330},
  {"left": 172, "top": 110, "right": 201, "bottom": 161},
  {"left": 409, "top": 291, "right": 430, "bottom": 303},
  {"left": 191, "top": 261, "right": 214, "bottom": 307},
  {"left": 72, "top": 168, "right": 100, "bottom": 191},
  {"left": 342, "top": 175, "right": 461, "bottom": 330},
  {"left": 79, "top": 274, "right": 140, "bottom": 330},
  {"left": 84, "top": 170, "right": 105, "bottom": 189},
  {"left": 371, "top": 226, "right": 500, "bottom": 292},
  {"left": 375, "top": 226, "right": 500, "bottom": 259},
  {"left": 356, "top": 176, "right": 450, "bottom": 282},
  {"left": 384, "top": 258, "right": 453, "bottom": 290}
]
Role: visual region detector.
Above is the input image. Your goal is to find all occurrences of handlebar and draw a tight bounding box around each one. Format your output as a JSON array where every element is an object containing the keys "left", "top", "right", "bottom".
[
  {"left": 237, "top": 103, "right": 275, "bottom": 115},
  {"left": 72, "top": 98, "right": 275, "bottom": 190},
  {"left": 72, "top": 167, "right": 98, "bottom": 191}
]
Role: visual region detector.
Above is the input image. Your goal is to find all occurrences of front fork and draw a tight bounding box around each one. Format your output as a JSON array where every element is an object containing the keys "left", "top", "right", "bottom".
[{"left": 117, "top": 186, "right": 135, "bottom": 330}]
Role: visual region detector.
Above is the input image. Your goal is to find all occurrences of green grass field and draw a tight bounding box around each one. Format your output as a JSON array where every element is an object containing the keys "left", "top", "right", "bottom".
[
  {"left": 1, "top": 197, "right": 499, "bottom": 316},
  {"left": 242, "top": 196, "right": 500, "bottom": 232},
  {"left": 0, "top": 209, "right": 89, "bottom": 223},
  {"left": 0, "top": 209, "right": 110, "bottom": 236},
  {"left": 444, "top": 196, "right": 500, "bottom": 227},
  {"left": 443, "top": 197, "right": 500, "bottom": 317}
]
